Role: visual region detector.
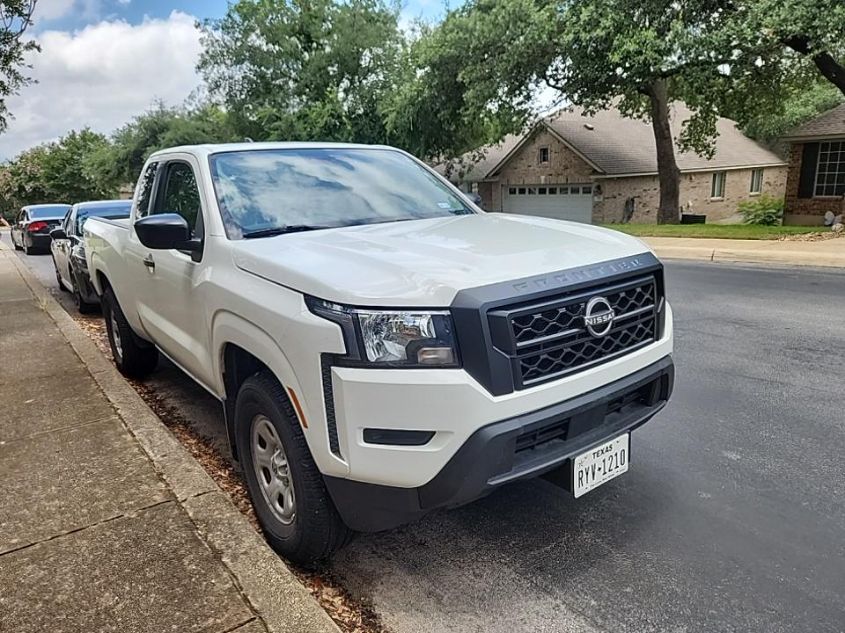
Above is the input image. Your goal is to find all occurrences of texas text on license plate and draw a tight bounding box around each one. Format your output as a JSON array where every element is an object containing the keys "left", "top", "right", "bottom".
[{"left": 572, "top": 433, "right": 629, "bottom": 498}]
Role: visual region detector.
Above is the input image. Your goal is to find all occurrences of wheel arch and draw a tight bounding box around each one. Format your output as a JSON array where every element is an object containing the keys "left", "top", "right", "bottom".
[{"left": 214, "top": 312, "right": 308, "bottom": 462}]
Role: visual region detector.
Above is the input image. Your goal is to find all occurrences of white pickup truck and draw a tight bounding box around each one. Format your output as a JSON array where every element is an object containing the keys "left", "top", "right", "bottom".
[{"left": 85, "top": 142, "right": 674, "bottom": 565}]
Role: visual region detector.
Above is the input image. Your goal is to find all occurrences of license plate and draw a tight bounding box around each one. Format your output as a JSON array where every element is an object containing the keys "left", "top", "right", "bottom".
[{"left": 573, "top": 434, "right": 629, "bottom": 498}]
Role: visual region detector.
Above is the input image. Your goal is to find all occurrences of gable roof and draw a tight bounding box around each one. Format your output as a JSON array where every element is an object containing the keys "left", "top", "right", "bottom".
[
  {"left": 435, "top": 134, "right": 522, "bottom": 182},
  {"left": 782, "top": 103, "right": 845, "bottom": 141},
  {"left": 446, "top": 103, "right": 785, "bottom": 181}
]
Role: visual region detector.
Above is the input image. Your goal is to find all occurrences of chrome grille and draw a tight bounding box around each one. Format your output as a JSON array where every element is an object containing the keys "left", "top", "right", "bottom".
[{"left": 489, "top": 275, "right": 659, "bottom": 389}]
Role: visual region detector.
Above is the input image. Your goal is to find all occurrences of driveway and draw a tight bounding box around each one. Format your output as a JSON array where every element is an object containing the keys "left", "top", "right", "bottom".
[{"left": 12, "top": 241, "right": 845, "bottom": 633}]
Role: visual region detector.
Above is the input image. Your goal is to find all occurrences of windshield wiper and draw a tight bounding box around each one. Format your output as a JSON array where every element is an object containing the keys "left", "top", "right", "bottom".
[{"left": 241, "top": 225, "right": 331, "bottom": 239}]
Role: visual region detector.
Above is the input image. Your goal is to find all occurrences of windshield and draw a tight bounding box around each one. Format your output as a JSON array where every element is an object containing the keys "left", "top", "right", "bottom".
[
  {"left": 29, "top": 206, "right": 69, "bottom": 220},
  {"left": 76, "top": 203, "right": 131, "bottom": 235},
  {"left": 209, "top": 148, "right": 475, "bottom": 238}
]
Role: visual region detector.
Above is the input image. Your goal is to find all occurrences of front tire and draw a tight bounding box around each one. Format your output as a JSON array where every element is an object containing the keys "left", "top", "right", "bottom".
[
  {"left": 235, "top": 370, "right": 351, "bottom": 567},
  {"left": 72, "top": 277, "right": 97, "bottom": 314},
  {"left": 102, "top": 287, "right": 158, "bottom": 378}
]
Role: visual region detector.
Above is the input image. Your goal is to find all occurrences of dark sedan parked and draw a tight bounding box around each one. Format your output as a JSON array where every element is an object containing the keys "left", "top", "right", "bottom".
[
  {"left": 50, "top": 200, "right": 132, "bottom": 313},
  {"left": 10, "top": 204, "right": 71, "bottom": 254}
]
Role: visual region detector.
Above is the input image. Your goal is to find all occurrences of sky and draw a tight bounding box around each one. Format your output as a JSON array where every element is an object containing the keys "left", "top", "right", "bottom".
[{"left": 0, "top": 0, "right": 447, "bottom": 161}]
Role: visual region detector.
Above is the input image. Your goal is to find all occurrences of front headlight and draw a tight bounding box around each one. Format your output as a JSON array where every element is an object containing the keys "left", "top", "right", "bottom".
[{"left": 306, "top": 298, "right": 460, "bottom": 368}]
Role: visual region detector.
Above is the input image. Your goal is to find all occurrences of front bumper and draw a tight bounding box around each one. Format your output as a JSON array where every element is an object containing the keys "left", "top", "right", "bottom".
[{"left": 325, "top": 354, "right": 674, "bottom": 532}]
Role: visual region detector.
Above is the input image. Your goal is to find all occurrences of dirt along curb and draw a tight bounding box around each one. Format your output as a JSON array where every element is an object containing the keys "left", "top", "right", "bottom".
[
  {"left": 643, "top": 236, "right": 845, "bottom": 268},
  {"left": 3, "top": 243, "right": 342, "bottom": 633}
]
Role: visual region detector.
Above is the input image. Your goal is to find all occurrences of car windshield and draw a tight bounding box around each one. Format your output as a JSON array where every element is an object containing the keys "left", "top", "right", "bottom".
[
  {"left": 29, "top": 206, "right": 69, "bottom": 220},
  {"left": 76, "top": 203, "right": 131, "bottom": 235},
  {"left": 208, "top": 148, "right": 475, "bottom": 239}
]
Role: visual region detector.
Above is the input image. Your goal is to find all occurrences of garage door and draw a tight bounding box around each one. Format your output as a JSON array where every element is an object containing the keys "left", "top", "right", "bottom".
[{"left": 503, "top": 184, "right": 594, "bottom": 223}]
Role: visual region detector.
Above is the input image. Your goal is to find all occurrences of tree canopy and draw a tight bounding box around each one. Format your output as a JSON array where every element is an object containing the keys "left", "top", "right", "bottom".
[
  {"left": 199, "top": 0, "right": 405, "bottom": 144},
  {"left": 0, "top": 1, "right": 38, "bottom": 133},
  {"left": 2, "top": 0, "right": 844, "bottom": 225}
]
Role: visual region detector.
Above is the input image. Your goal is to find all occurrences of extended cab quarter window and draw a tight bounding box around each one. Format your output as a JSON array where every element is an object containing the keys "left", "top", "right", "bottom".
[{"left": 156, "top": 161, "right": 203, "bottom": 238}]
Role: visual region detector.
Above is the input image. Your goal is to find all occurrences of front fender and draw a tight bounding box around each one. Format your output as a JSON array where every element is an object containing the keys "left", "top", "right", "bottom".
[{"left": 211, "top": 309, "right": 351, "bottom": 478}]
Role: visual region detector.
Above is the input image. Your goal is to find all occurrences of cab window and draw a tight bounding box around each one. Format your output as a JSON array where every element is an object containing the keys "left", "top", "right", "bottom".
[{"left": 155, "top": 161, "right": 203, "bottom": 238}]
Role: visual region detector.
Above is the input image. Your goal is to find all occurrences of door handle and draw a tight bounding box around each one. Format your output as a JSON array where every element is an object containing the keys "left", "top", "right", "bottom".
[{"left": 143, "top": 254, "right": 155, "bottom": 272}]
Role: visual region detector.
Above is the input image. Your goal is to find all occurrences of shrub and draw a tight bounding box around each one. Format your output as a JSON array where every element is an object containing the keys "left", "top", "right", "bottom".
[{"left": 737, "top": 195, "right": 785, "bottom": 225}]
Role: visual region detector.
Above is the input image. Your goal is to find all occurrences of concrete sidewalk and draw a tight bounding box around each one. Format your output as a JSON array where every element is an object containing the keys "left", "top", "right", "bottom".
[
  {"left": 643, "top": 236, "right": 845, "bottom": 268},
  {"left": 0, "top": 241, "right": 338, "bottom": 633}
]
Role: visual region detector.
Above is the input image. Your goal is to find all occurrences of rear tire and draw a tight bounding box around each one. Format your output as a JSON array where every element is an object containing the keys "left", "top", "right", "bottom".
[
  {"left": 102, "top": 287, "right": 158, "bottom": 378},
  {"left": 235, "top": 370, "right": 351, "bottom": 567}
]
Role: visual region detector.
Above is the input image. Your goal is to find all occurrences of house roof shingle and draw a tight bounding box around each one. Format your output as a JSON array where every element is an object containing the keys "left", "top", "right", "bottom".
[
  {"left": 435, "top": 134, "right": 522, "bottom": 182},
  {"left": 782, "top": 103, "right": 845, "bottom": 141},
  {"left": 445, "top": 103, "right": 786, "bottom": 181}
]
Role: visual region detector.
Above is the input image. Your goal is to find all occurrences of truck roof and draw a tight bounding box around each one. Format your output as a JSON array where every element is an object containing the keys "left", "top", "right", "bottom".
[{"left": 149, "top": 141, "right": 399, "bottom": 159}]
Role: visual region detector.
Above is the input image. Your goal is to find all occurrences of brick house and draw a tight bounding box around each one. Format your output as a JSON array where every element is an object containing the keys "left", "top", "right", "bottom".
[
  {"left": 441, "top": 104, "right": 787, "bottom": 224},
  {"left": 782, "top": 103, "right": 845, "bottom": 225}
]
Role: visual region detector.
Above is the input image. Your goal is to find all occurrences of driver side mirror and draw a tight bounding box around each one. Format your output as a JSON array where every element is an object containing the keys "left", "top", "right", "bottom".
[
  {"left": 135, "top": 213, "right": 203, "bottom": 260},
  {"left": 50, "top": 228, "right": 67, "bottom": 240}
]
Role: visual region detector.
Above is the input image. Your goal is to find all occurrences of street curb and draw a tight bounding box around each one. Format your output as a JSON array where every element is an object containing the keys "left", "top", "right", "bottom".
[
  {"left": 1, "top": 243, "right": 340, "bottom": 633},
  {"left": 645, "top": 240, "right": 845, "bottom": 269}
]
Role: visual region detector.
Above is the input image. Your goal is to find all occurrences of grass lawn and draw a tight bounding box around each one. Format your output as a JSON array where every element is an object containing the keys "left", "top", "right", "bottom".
[{"left": 603, "top": 223, "right": 822, "bottom": 240}]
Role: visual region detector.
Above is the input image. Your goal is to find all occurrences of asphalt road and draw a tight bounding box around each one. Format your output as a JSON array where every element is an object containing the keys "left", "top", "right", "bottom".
[{"left": 11, "top": 242, "right": 845, "bottom": 633}]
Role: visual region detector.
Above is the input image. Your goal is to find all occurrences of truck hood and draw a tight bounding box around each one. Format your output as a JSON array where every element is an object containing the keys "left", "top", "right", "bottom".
[{"left": 228, "top": 214, "right": 653, "bottom": 307}]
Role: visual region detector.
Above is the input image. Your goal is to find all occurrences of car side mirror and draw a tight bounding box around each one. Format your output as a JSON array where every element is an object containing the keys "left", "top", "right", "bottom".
[
  {"left": 50, "top": 228, "right": 67, "bottom": 240},
  {"left": 135, "top": 213, "right": 203, "bottom": 260}
]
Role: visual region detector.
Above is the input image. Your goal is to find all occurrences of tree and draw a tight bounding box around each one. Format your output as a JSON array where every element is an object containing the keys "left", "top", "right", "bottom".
[
  {"left": 0, "top": 129, "right": 116, "bottom": 213},
  {"left": 0, "top": 1, "right": 38, "bottom": 133},
  {"left": 391, "top": 0, "right": 790, "bottom": 223},
  {"left": 85, "top": 102, "right": 239, "bottom": 190},
  {"left": 739, "top": 79, "right": 843, "bottom": 146},
  {"left": 747, "top": 0, "right": 845, "bottom": 96},
  {"left": 41, "top": 128, "right": 118, "bottom": 201},
  {"left": 198, "top": 0, "right": 405, "bottom": 144}
]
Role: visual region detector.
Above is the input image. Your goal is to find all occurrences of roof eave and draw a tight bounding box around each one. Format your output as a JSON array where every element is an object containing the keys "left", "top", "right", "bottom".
[
  {"left": 782, "top": 134, "right": 845, "bottom": 143},
  {"left": 594, "top": 162, "right": 787, "bottom": 179}
]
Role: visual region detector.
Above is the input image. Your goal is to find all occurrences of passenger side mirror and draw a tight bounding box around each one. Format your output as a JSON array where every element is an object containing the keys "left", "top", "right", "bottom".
[
  {"left": 50, "top": 228, "right": 67, "bottom": 240},
  {"left": 135, "top": 213, "right": 203, "bottom": 260}
]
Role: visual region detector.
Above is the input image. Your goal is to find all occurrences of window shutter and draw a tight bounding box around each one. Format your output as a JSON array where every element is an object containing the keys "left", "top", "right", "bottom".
[{"left": 798, "top": 143, "right": 819, "bottom": 199}]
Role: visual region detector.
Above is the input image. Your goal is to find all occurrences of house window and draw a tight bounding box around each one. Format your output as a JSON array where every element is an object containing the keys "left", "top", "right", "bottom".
[
  {"left": 548, "top": 187, "right": 557, "bottom": 195},
  {"left": 570, "top": 186, "right": 580, "bottom": 194},
  {"left": 711, "top": 171, "right": 726, "bottom": 198},
  {"left": 814, "top": 140, "right": 845, "bottom": 197},
  {"left": 509, "top": 187, "right": 517, "bottom": 195},
  {"left": 750, "top": 168, "right": 763, "bottom": 195},
  {"left": 518, "top": 187, "right": 526, "bottom": 195},
  {"left": 582, "top": 185, "right": 592, "bottom": 194},
  {"left": 559, "top": 187, "right": 569, "bottom": 194},
  {"left": 527, "top": 187, "right": 537, "bottom": 194},
  {"left": 538, "top": 187, "right": 547, "bottom": 195},
  {"left": 538, "top": 147, "right": 550, "bottom": 164}
]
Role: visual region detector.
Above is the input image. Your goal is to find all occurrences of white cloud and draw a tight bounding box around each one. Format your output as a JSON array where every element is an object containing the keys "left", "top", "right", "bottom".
[
  {"left": 35, "top": 0, "right": 77, "bottom": 21},
  {"left": 0, "top": 11, "right": 202, "bottom": 160}
]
